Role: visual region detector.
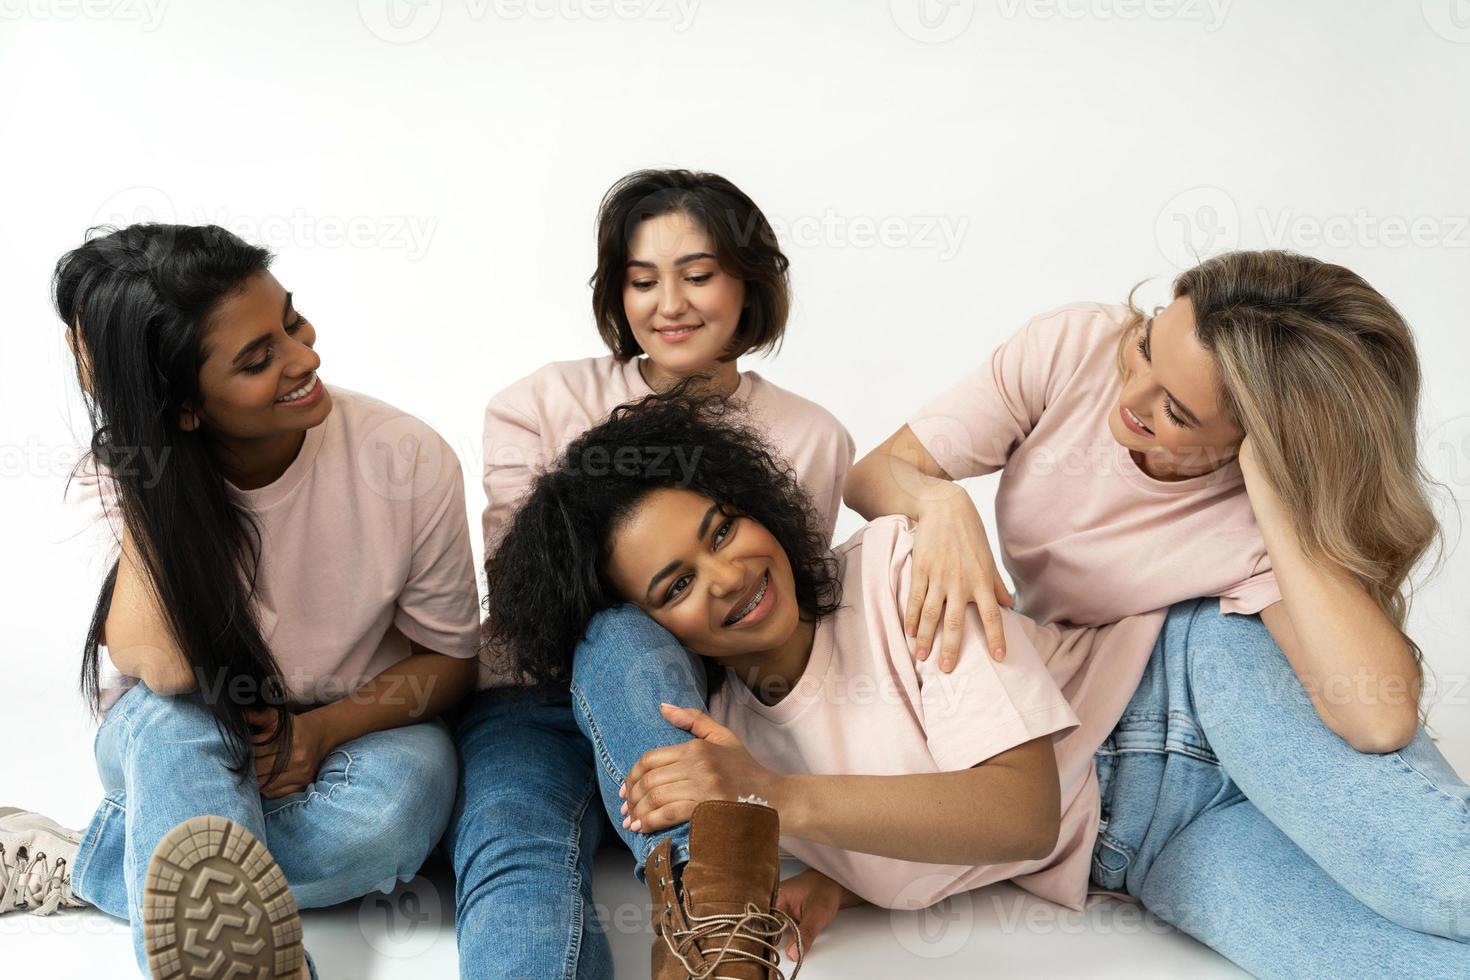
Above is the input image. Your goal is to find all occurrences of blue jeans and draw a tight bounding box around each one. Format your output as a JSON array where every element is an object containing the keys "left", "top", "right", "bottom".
[
  {"left": 1094, "top": 598, "right": 1470, "bottom": 978},
  {"left": 69, "top": 681, "right": 459, "bottom": 978},
  {"left": 447, "top": 605, "right": 704, "bottom": 979}
]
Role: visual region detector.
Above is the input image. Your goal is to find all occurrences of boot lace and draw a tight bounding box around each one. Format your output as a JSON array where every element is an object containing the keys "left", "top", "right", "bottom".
[
  {"left": 660, "top": 899, "right": 804, "bottom": 979},
  {"left": 0, "top": 843, "right": 82, "bottom": 916}
]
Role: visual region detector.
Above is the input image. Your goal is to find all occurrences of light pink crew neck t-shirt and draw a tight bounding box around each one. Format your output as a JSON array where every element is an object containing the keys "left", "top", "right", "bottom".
[
  {"left": 74, "top": 386, "right": 482, "bottom": 714},
  {"left": 712, "top": 515, "right": 1103, "bottom": 910},
  {"left": 478, "top": 354, "right": 856, "bottom": 689},
  {"left": 887, "top": 301, "right": 1282, "bottom": 907}
]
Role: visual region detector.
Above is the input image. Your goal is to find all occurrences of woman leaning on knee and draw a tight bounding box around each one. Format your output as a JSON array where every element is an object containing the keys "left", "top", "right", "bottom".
[{"left": 0, "top": 224, "right": 480, "bottom": 980}]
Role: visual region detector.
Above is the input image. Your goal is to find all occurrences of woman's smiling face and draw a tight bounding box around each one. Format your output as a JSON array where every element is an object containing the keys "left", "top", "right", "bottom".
[
  {"left": 187, "top": 271, "right": 332, "bottom": 439},
  {"left": 1106, "top": 295, "right": 1245, "bottom": 479},
  {"left": 603, "top": 487, "right": 800, "bottom": 661},
  {"left": 621, "top": 211, "right": 746, "bottom": 376}
]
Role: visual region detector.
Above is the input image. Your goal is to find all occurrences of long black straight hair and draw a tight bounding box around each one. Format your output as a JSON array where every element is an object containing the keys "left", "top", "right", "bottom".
[{"left": 56, "top": 223, "right": 294, "bottom": 782}]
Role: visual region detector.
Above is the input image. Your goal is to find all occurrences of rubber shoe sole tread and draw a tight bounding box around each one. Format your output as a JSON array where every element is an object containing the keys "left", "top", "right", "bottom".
[{"left": 143, "top": 815, "right": 303, "bottom": 979}]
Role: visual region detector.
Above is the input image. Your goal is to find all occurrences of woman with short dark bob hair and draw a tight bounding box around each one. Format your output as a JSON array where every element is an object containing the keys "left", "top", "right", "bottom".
[{"left": 445, "top": 169, "right": 855, "bottom": 979}]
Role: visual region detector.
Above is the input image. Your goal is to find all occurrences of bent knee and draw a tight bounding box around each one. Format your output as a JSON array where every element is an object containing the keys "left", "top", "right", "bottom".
[{"left": 574, "top": 605, "right": 687, "bottom": 679}]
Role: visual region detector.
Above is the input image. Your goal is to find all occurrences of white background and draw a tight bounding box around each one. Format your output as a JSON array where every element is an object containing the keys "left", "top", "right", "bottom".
[{"left": 2, "top": 1, "right": 1467, "bottom": 975}]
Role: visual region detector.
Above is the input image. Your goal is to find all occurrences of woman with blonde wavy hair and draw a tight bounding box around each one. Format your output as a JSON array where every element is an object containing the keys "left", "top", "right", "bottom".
[{"left": 829, "top": 249, "right": 1469, "bottom": 976}]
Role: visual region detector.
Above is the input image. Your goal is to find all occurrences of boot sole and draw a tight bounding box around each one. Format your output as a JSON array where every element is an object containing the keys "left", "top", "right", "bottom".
[{"left": 143, "top": 815, "right": 303, "bottom": 979}]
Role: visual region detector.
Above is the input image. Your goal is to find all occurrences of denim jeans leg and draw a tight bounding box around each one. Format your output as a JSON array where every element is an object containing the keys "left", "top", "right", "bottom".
[
  {"left": 445, "top": 688, "right": 611, "bottom": 980},
  {"left": 1137, "top": 796, "right": 1470, "bottom": 979},
  {"left": 569, "top": 604, "right": 709, "bottom": 880},
  {"left": 1097, "top": 599, "right": 1470, "bottom": 977},
  {"left": 67, "top": 683, "right": 289, "bottom": 976},
  {"left": 257, "top": 718, "right": 459, "bottom": 907},
  {"left": 1177, "top": 599, "right": 1470, "bottom": 940}
]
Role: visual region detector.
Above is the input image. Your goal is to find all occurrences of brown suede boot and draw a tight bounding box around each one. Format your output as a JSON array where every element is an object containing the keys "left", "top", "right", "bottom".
[{"left": 645, "top": 799, "right": 801, "bottom": 980}]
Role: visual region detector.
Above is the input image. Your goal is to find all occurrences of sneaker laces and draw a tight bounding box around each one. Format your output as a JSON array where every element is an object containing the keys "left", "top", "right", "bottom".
[
  {"left": 660, "top": 900, "right": 804, "bottom": 980},
  {"left": 0, "top": 843, "right": 82, "bottom": 915}
]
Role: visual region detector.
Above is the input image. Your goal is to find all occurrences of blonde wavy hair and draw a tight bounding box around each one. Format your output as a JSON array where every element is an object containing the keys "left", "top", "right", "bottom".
[{"left": 1117, "top": 250, "right": 1443, "bottom": 667}]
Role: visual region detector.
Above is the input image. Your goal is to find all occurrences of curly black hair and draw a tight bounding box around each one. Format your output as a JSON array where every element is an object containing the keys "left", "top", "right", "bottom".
[{"left": 481, "top": 382, "right": 842, "bottom": 691}]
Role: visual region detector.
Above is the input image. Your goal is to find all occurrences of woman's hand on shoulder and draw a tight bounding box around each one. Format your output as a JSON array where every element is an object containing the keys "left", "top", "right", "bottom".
[{"left": 906, "top": 482, "right": 1015, "bottom": 671}]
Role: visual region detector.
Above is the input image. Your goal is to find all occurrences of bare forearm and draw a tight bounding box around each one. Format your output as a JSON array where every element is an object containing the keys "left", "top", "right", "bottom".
[
  {"left": 1250, "top": 481, "right": 1420, "bottom": 751},
  {"left": 307, "top": 648, "right": 476, "bottom": 749},
  {"left": 775, "top": 740, "right": 1060, "bottom": 865},
  {"left": 845, "top": 452, "right": 963, "bottom": 523},
  {"left": 105, "top": 529, "right": 196, "bottom": 694}
]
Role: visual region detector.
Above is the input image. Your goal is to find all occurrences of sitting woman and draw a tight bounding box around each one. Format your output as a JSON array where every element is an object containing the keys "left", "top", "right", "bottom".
[
  {"left": 484, "top": 388, "right": 1103, "bottom": 978},
  {"left": 0, "top": 224, "right": 481, "bottom": 979},
  {"left": 483, "top": 388, "right": 1470, "bottom": 980}
]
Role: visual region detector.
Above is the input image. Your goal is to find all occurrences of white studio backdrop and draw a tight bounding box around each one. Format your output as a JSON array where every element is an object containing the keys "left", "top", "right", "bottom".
[{"left": 2, "top": 0, "right": 1467, "bottom": 832}]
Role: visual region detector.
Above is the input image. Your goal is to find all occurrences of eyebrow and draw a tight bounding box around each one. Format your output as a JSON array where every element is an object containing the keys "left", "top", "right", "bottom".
[
  {"left": 229, "top": 291, "right": 295, "bottom": 367},
  {"left": 626, "top": 252, "right": 716, "bottom": 270},
  {"left": 644, "top": 503, "right": 722, "bottom": 601},
  {"left": 1145, "top": 318, "right": 1204, "bottom": 427}
]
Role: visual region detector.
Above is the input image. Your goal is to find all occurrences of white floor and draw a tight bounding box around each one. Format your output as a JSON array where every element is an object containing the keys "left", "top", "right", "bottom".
[
  {"left": 6, "top": 851, "right": 1249, "bottom": 980},
  {"left": 9, "top": 736, "right": 1466, "bottom": 978}
]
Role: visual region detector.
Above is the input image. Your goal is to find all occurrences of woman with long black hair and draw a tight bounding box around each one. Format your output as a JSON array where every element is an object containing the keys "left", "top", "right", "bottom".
[{"left": 0, "top": 224, "right": 481, "bottom": 979}]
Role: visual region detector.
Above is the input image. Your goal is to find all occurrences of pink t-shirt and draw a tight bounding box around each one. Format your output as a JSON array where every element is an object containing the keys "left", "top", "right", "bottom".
[
  {"left": 478, "top": 354, "right": 855, "bottom": 689},
  {"left": 902, "top": 301, "right": 1282, "bottom": 906},
  {"left": 711, "top": 516, "right": 1113, "bottom": 910},
  {"left": 74, "top": 386, "right": 482, "bottom": 714}
]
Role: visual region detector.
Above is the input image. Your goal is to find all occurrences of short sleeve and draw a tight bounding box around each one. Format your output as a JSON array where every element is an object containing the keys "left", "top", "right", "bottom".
[
  {"left": 392, "top": 437, "right": 481, "bottom": 660},
  {"left": 906, "top": 306, "right": 1098, "bottom": 481},
  {"left": 886, "top": 519, "right": 1078, "bottom": 771},
  {"left": 1216, "top": 566, "right": 1281, "bottom": 617},
  {"left": 66, "top": 455, "right": 124, "bottom": 552},
  {"left": 744, "top": 383, "right": 856, "bottom": 544},
  {"left": 480, "top": 384, "right": 553, "bottom": 553},
  {"left": 799, "top": 412, "right": 855, "bottom": 543}
]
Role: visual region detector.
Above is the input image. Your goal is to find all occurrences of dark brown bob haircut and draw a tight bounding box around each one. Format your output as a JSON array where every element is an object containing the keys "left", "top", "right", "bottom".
[{"left": 589, "top": 169, "right": 791, "bottom": 363}]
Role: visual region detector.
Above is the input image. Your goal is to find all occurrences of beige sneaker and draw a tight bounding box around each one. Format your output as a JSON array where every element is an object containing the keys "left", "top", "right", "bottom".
[
  {"left": 143, "top": 815, "right": 305, "bottom": 980},
  {"left": 0, "top": 806, "right": 89, "bottom": 915}
]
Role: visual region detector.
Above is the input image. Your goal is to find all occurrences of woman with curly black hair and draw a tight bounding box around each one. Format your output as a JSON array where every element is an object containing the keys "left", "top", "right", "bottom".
[
  {"left": 484, "top": 389, "right": 1078, "bottom": 977},
  {"left": 445, "top": 169, "right": 856, "bottom": 980}
]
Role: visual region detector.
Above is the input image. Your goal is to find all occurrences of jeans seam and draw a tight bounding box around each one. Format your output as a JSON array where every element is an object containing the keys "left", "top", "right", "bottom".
[
  {"left": 570, "top": 680, "right": 628, "bottom": 789},
  {"left": 262, "top": 748, "right": 355, "bottom": 819},
  {"left": 70, "top": 794, "right": 123, "bottom": 901},
  {"left": 561, "top": 773, "right": 598, "bottom": 980},
  {"left": 1389, "top": 750, "right": 1470, "bottom": 818}
]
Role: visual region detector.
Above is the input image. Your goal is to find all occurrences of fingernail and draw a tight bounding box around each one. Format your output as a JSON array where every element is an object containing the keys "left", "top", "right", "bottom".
[
  {"left": 630, "top": 820, "right": 642, "bottom": 832},
  {"left": 659, "top": 702, "right": 674, "bottom": 709},
  {"left": 618, "top": 782, "right": 626, "bottom": 798},
  {"left": 620, "top": 802, "right": 628, "bottom": 815},
  {"left": 622, "top": 817, "right": 631, "bottom": 828}
]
